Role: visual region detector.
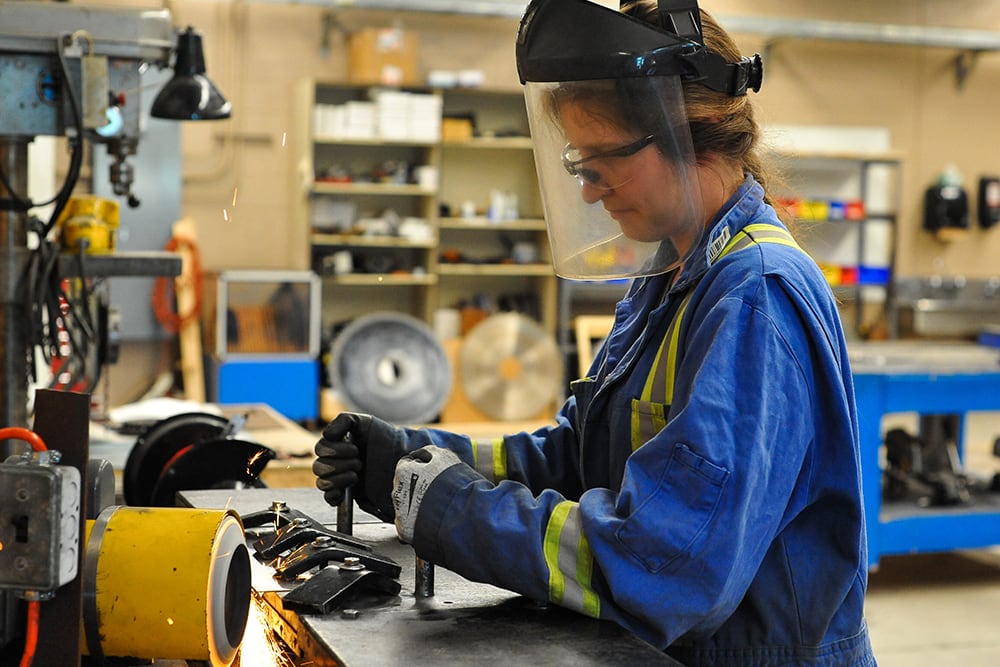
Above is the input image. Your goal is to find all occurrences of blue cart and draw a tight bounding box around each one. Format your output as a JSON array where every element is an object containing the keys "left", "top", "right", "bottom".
[{"left": 850, "top": 342, "right": 1000, "bottom": 569}]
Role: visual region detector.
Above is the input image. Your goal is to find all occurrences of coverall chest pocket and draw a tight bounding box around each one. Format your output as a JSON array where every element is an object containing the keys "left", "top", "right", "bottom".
[{"left": 616, "top": 442, "right": 729, "bottom": 573}]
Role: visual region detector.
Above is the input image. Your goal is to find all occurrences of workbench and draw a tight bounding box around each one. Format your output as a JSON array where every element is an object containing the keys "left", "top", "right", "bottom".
[
  {"left": 850, "top": 342, "right": 1000, "bottom": 568},
  {"left": 178, "top": 487, "right": 678, "bottom": 666}
]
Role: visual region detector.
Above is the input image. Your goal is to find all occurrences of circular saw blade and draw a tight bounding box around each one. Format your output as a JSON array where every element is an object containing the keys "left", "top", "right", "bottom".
[
  {"left": 459, "top": 313, "right": 562, "bottom": 421},
  {"left": 330, "top": 312, "right": 452, "bottom": 424}
]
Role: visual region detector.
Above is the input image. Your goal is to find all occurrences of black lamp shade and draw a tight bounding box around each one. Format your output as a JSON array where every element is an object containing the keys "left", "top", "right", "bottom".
[{"left": 151, "top": 26, "right": 232, "bottom": 120}]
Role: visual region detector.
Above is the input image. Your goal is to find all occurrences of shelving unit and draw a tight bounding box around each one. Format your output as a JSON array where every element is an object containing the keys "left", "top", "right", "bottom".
[
  {"left": 291, "top": 79, "right": 558, "bottom": 339},
  {"left": 773, "top": 149, "right": 903, "bottom": 338},
  {"left": 436, "top": 88, "right": 555, "bottom": 336}
]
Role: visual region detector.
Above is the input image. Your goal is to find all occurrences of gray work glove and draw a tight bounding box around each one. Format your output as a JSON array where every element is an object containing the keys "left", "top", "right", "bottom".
[
  {"left": 392, "top": 446, "right": 465, "bottom": 543},
  {"left": 312, "top": 412, "right": 408, "bottom": 522}
]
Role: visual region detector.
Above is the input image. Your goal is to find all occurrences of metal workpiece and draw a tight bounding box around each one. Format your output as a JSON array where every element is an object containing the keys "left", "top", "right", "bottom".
[
  {"left": 281, "top": 563, "right": 402, "bottom": 616},
  {"left": 250, "top": 509, "right": 374, "bottom": 562},
  {"left": 179, "top": 488, "right": 679, "bottom": 666},
  {"left": 273, "top": 534, "right": 401, "bottom": 580}
]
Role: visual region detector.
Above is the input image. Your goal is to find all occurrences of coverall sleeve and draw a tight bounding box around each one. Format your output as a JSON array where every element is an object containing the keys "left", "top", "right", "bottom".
[
  {"left": 406, "top": 276, "right": 823, "bottom": 650},
  {"left": 403, "top": 399, "right": 585, "bottom": 499}
]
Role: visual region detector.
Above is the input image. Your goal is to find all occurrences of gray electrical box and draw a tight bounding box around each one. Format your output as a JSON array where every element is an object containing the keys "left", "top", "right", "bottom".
[{"left": 0, "top": 461, "right": 81, "bottom": 593}]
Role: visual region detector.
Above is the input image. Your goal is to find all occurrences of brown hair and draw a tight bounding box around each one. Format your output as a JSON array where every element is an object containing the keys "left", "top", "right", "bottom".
[{"left": 621, "top": 1, "right": 790, "bottom": 222}]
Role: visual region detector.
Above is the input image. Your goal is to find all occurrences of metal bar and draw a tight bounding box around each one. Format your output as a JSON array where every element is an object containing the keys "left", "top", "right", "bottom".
[
  {"left": 56, "top": 251, "right": 182, "bottom": 279},
  {"left": 720, "top": 15, "right": 1000, "bottom": 52},
  {"left": 30, "top": 389, "right": 92, "bottom": 667},
  {"left": 0, "top": 141, "right": 30, "bottom": 434},
  {"left": 243, "top": 0, "right": 1000, "bottom": 52}
]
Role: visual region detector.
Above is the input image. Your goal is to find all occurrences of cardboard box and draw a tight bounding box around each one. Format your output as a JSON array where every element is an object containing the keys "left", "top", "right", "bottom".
[
  {"left": 349, "top": 27, "right": 419, "bottom": 86},
  {"left": 442, "top": 116, "right": 474, "bottom": 142}
]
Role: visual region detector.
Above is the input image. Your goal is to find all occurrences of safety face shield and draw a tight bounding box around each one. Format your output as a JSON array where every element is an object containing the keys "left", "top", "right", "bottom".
[
  {"left": 515, "top": 0, "right": 762, "bottom": 280},
  {"left": 524, "top": 76, "right": 703, "bottom": 280}
]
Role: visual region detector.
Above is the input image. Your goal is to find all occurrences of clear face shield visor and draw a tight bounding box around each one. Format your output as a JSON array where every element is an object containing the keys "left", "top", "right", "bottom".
[{"left": 524, "top": 76, "right": 703, "bottom": 280}]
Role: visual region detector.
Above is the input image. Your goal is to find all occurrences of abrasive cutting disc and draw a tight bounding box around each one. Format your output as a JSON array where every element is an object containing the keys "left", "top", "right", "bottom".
[
  {"left": 330, "top": 312, "right": 452, "bottom": 425},
  {"left": 459, "top": 313, "right": 561, "bottom": 421}
]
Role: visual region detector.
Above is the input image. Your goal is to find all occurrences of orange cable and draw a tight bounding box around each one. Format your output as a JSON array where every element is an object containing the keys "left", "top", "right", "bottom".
[
  {"left": 0, "top": 427, "right": 48, "bottom": 452},
  {"left": 0, "top": 427, "right": 48, "bottom": 667},
  {"left": 152, "top": 235, "right": 204, "bottom": 334},
  {"left": 19, "top": 600, "right": 39, "bottom": 667}
]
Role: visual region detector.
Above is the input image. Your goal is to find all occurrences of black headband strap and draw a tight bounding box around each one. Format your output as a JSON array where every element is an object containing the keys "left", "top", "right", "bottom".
[{"left": 656, "top": 0, "right": 702, "bottom": 43}]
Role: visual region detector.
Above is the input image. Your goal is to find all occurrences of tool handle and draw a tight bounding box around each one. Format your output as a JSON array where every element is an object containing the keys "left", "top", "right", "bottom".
[{"left": 337, "top": 487, "right": 354, "bottom": 535}]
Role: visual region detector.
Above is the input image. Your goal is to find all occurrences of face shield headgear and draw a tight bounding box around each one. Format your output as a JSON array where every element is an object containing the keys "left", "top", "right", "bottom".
[{"left": 515, "top": 0, "right": 762, "bottom": 280}]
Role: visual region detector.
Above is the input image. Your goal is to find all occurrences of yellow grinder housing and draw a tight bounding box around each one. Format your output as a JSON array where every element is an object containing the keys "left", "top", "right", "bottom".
[{"left": 82, "top": 506, "right": 250, "bottom": 666}]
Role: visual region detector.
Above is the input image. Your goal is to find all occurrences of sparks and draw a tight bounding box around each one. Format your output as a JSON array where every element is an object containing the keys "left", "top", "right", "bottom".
[
  {"left": 223, "top": 208, "right": 230, "bottom": 222},
  {"left": 238, "top": 593, "right": 295, "bottom": 666},
  {"left": 232, "top": 186, "right": 239, "bottom": 207},
  {"left": 281, "top": 132, "right": 287, "bottom": 147}
]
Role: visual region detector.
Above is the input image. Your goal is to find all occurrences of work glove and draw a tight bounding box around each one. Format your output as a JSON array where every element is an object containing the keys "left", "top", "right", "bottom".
[
  {"left": 391, "top": 446, "right": 465, "bottom": 544},
  {"left": 312, "top": 412, "right": 408, "bottom": 522}
]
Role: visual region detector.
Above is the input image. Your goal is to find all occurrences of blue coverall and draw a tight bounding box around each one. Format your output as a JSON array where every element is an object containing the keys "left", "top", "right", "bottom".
[{"left": 398, "top": 175, "right": 876, "bottom": 666}]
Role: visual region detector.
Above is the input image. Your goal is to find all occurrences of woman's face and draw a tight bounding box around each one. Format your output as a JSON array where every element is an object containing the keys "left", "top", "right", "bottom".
[{"left": 558, "top": 100, "right": 698, "bottom": 246}]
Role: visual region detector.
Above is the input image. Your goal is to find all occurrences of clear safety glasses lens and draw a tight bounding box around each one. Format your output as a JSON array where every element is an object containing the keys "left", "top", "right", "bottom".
[{"left": 561, "top": 134, "right": 656, "bottom": 190}]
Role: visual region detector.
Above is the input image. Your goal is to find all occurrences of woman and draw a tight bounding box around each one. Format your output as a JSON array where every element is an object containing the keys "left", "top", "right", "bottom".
[{"left": 314, "top": 1, "right": 875, "bottom": 664}]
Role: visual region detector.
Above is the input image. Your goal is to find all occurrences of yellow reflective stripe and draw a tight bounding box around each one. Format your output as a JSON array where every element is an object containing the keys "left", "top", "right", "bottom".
[
  {"left": 636, "top": 289, "right": 693, "bottom": 445},
  {"left": 739, "top": 223, "right": 800, "bottom": 250},
  {"left": 472, "top": 438, "right": 505, "bottom": 483},
  {"left": 491, "top": 437, "right": 507, "bottom": 481},
  {"left": 543, "top": 501, "right": 600, "bottom": 617},
  {"left": 640, "top": 336, "right": 669, "bottom": 403},
  {"left": 662, "top": 292, "right": 693, "bottom": 406},
  {"left": 631, "top": 223, "right": 802, "bottom": 444},
  {"left": 543, "top": 503, "right": 570, "bottom": 602}
]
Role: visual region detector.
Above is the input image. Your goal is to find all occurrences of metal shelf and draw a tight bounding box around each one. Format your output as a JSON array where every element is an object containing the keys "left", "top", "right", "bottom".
[
  {"left": 311, "top": 182, "right": 435, "bottom": 196},
  {"left": 439, "top": 217, "right": 545, "bottom": 231},
  {"left": 311, "top": 233, "right": 436, "bottom": 248},
  {"left": 437, "top": 263, "right": 552, "bottom": 276},
  {"left": 321, "top": 273, "right": 437, "bottom": 286},
  {"left": 441, "top": 137, "right": 534, "bottom": 150}
]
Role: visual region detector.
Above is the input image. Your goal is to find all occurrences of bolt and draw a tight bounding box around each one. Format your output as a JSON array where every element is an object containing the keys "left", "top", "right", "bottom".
[
  {"left": 338, "top": 556, "right": 364, "bottom": 571},
  {"left": 270, "top": 501, "right": 287, "bottom": 512},
  {"left": 312, "top": 536, "right": 334, "bottom": 548},
  {"left": 341, "top": 608, "right": 360, "bottom": 619},
  {"left": 291, "top": 517, "right": 310, "bottom": 528},
  {"left": 14, "top": 557, "right": 28, "bottom": 571},
  {"left": 15, "top": 488, "right": 29, "bottom": 502}
]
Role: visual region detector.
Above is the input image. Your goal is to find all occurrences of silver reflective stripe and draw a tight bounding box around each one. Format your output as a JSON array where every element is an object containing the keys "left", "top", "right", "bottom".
[
  {"left": 543, "top": 501, "right": 600, "bottom": 617},
  {"left": 472, "top": 437, "right": 506, "bottom": 482}
]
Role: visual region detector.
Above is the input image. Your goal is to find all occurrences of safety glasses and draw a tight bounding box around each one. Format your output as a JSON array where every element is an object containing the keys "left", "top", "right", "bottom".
[{"left": 561, "top": 134, "right": 656, "bottom": 190}]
